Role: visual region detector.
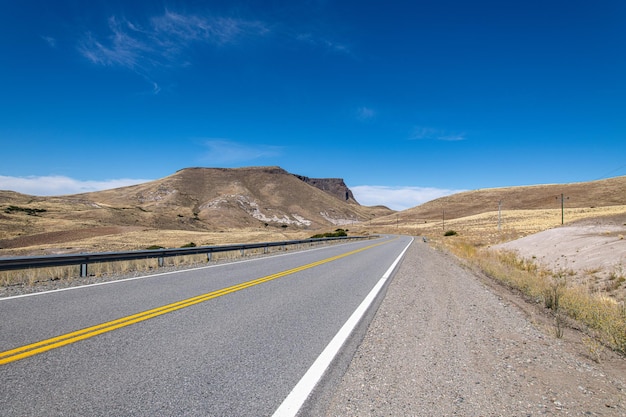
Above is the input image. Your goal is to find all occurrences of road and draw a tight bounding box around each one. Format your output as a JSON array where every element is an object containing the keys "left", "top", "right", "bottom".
[{"left": 0, "top": 235, "right": 412, "bottom": 416}]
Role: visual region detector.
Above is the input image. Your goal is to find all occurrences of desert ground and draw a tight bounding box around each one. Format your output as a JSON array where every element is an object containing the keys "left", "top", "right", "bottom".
[{"left": 495, "top": 218, "right": 626, "bottom": 299}]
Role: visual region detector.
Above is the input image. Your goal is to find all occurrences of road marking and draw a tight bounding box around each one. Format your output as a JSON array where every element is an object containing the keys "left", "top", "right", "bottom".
[
  {"left": 0, "top": 239, "right": 391, "bottom": 366},
  {"left": 271, "top": 237, "right": 413, "bottom": 417}
]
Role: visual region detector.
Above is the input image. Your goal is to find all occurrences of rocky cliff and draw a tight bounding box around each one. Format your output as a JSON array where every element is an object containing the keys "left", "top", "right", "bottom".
[{"left": 294, "top": 175, "right": 358, "bottom": 204}]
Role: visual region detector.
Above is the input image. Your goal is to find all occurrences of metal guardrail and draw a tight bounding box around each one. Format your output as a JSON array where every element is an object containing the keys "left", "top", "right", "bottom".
[{"left": 0, "top": 236, "right": 372, "bottom": 277}]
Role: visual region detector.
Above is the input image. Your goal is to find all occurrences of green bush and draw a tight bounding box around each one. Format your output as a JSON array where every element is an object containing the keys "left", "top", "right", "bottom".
[
  {"left": 180, "top": 242, "right": 197, "bottom": 248},
  {"left": 4, "top": 205, "right": 47, "bottom": 215},
  {"left": 146, "top": 245, "right": 165, "bottom": 250},
  {"left": 444, "top": 230, "right": 458, "bottom": 236},
  {"left": 311, "top": 229, "right": 348, "bottom": 239}
]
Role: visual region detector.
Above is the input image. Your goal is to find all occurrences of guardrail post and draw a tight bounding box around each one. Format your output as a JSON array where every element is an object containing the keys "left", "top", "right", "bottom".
[
  {"left": 240, "top": 248, "right": 245, "bottom": 257},
  {"left": 80, "top": 263, "right": 88, "bottom": 278},
  {"left": 158, "top": 257, "right": 164, "bottom": 268},
  {"left": 207, "top": 252, "right": 212, "bottom": 262}
]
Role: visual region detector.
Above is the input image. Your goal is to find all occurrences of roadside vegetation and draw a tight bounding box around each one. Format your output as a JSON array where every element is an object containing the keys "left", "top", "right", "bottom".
[
  {"left": 443, "top": 239, "right": 626, "bottom": 356},
  {"left": 310, "top": 228, "right": 348, "bottom": 238},
  {"left": 0, "top": 234, "right": 361, "bottom": 293}
]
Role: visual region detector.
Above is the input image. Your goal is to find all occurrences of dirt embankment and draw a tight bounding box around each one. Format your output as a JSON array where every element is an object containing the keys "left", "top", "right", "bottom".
[{"left": 494, "top": 218, "right": 626, "bottom": 301}]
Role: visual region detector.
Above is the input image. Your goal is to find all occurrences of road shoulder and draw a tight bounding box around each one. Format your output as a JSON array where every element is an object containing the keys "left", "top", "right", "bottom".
[{"left": 323, "top": 240, "right": 626, "bottom": 416}]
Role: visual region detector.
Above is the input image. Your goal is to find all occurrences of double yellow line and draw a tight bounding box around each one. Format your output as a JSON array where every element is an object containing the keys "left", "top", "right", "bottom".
[{"left": 0, "top": 240, "right": 388, "bottom": 366}]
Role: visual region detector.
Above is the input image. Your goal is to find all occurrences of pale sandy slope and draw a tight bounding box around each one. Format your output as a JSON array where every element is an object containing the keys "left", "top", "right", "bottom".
[{"left": 495, "top": 222, "right": 626, "bottom": 279}]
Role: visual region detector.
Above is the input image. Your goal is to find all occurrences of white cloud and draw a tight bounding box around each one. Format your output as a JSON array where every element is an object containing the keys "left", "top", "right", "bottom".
[
  {"left": 0, "top": 175, "right": 151, "bottom": 196},
  {"left": 78, "top": 12, "right": 269, "bottom": 74},
  {"left": 201, "top": 139, "right": 283, "bottom": 164},
  {"left": 410, "top": 126, "right": 466, "bottom": 141},
  {"left": 357, "top": 107, "right": 375, "bottom": 120},
  {"left": 42, "top": 36, "right": 57, "bottom": 48},
  {"left": 295, "top": 33, "right": 350, "bottom": 54},
  {"left": 351, "top": 185, "right": 465, "bottom": 211}
]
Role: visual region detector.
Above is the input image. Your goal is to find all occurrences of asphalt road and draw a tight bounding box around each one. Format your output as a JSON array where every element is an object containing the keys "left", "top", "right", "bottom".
[{"left": 0, "top": 235, "right": 412, "bottom": 416}]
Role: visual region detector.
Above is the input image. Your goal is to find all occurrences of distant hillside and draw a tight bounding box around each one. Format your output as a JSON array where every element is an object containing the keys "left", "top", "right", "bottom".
[
  {"left": 0, "top": 167, "right": 393, "bottom": 252},
  {"left": 401, "top": 175, "right": 626, "bottom": 221}
]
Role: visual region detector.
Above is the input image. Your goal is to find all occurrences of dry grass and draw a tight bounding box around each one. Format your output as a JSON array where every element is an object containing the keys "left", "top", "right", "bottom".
[
  {"left": 441, "top": 245, "right": 626, "bottom": 354},
  {"left": 2, "top": 173, "right": 624, "bottom": 348},
  {"left": 365, "top": 205, "right": 626, "bottom": 246},
  {"left": 353, "top": 203, "right": 626, "bottom": 354},
  {"left": 0, "top": 234, "right": 335, "bottom": 289},
  {"left": 0, "top": 226, "right": 313, "bottom": 257}
]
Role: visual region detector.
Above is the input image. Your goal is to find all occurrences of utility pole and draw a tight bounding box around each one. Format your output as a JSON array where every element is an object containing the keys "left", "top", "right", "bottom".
[{"left": 556, "top": 193, "right": 569, "bottom": 225}]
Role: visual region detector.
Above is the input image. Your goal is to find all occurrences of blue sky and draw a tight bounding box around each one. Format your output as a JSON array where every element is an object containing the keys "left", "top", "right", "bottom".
[{"left": 1, "top": 0, "right": 625, "bottom": 210}]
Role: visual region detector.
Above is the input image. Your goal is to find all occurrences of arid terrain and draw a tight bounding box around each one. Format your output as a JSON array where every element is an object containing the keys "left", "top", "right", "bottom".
[
  {"left": 2, "top": 169, "right": 626, "bottom": 414},
  {"left": 1, "top": 171, "right": 625, "bottom": 292},
  {"left": 324, "top": 238, "right": 626, "bottom": 416},
  {"left": 0, "top": 167, "right": 392, "bottom": 257}
]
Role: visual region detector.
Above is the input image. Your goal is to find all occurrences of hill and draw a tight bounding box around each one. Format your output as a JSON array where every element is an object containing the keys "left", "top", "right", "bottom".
[
  {"left": 0, "top": 167, "right": 392, "bottom": 255},
  {"left": 400, "top": 175, "right": 626, "bottom": 222},
  {"left": 363, "top": 175, "right": 626, "bottom": 244}
]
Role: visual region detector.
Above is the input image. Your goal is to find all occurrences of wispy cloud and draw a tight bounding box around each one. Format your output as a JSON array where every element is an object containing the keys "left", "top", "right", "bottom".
[
  {"left": 42, "top": 36, "right": 57, "bottom": 48},
  {"left": 295, "top": 33, "right": 350, "bottom": 54},
  {"left": 78, "top": 11, "right": 270, "bottom": 89},
  {"left": 356, "top": 106, "right": 376, "bottom": 121},
  {"left": 0, "top": 175, "right": 151, "bottom": 196},
  {"left": 410, "top": 126, "right": 466, "bottom": 141},
  {"left": 78, "top": 9, "right": 351, "bottom": 92},
  {"left": 352, "top": 185, "right": 465, "bottom": 211},
  {"left": 201, "top": 139, "right": 283, "bottom": 164}
]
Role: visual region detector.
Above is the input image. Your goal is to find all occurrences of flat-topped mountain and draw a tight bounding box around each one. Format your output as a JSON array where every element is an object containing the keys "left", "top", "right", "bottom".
[{"left": 0, "top": 167, "right": 393, "bottom": 253}]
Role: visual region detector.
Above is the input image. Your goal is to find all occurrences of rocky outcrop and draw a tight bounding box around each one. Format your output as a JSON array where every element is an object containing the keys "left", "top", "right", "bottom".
[{"left": 294, "top": 175, "right": 358, "bottom": 204}]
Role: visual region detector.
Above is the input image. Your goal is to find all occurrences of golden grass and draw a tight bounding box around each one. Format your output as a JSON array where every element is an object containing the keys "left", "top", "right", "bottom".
[
  {"left": 365, "top": 205, "right": 626, "bottom": 246},
  {"left": 439, "top": 236, "right": 626, "bottom": 355},
  {"left": 0, "top": 232, "right": 346, "bottom": 289},
  {"left": 0, "top": 227, "right": 312, "bottom": 257},
  {"left": 351, "top": 204, "right": 626, "bottom": 354}
]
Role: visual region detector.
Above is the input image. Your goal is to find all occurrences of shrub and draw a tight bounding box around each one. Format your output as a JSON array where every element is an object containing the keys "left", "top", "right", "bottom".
[
  {"left": 146, "top": 245, "right": 165, "bottom": 250},
  {"left": 444, "top": 230, "right": 457, "bottom": 236},
  {"left": 310, "top": 229, "right": 348, "bottom": 239},
  {"left": 4, "top": 205, "right": 47, "bottom": 215},
  {"left": 180, "top": 242, "right": 197, "bottom": 248},
  {"left": 458, "top": 245, "right": 626, "bottom": 354}
]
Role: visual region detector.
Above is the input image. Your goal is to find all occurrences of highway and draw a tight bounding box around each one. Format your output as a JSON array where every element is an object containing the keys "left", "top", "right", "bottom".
[{"left": 0, "top": 235, "right": 412, "bottom": 416}]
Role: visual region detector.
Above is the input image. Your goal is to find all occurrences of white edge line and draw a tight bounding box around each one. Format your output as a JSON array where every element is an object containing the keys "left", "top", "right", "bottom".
[
  {"left": 271, "top": 236, "right": 413, "bottom": 417},
  {"left": 0, "top": 240, "right": 372, "bottom": 301}
]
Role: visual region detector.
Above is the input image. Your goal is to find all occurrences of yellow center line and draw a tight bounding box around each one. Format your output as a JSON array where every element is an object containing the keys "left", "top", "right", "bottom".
[{"left": 0, "top": 239, "right": 391, "bottom": 366}]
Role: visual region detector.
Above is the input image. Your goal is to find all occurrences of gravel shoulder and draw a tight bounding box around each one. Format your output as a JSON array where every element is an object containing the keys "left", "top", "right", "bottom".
[{"left": 323, "top": 239, "right": 626, "bottom": 416}]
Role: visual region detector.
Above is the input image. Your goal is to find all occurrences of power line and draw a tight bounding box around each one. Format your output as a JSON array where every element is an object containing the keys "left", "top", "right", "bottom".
[{"left": 594, "top": 163, "right": 626, "bottom": 181}]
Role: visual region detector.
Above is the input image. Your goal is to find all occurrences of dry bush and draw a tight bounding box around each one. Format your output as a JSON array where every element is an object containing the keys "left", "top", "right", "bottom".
[{"left": 445, "top": 240, "right": 626, "bottom": 355}]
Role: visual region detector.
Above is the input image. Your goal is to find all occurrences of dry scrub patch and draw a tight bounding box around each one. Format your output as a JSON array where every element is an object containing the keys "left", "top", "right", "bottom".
[
  {"left": 359, "top": 205, "right": 626, "bottom": 355},
  {"left": 0, "top": 227, "right": 317, "bottom": 292},
  {"left": 0, "top": 227, "right": 312, "bottom": 257}
]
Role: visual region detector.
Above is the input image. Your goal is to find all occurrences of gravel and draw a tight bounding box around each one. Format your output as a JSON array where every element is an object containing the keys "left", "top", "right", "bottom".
[{"left": 323, "top": 240, "right": 626, "bottom": 416}]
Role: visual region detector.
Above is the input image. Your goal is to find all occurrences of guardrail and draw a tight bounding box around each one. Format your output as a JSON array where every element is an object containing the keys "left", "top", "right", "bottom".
[{"left": 0, "top": 236, "right": 372, "bottom": 277}]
